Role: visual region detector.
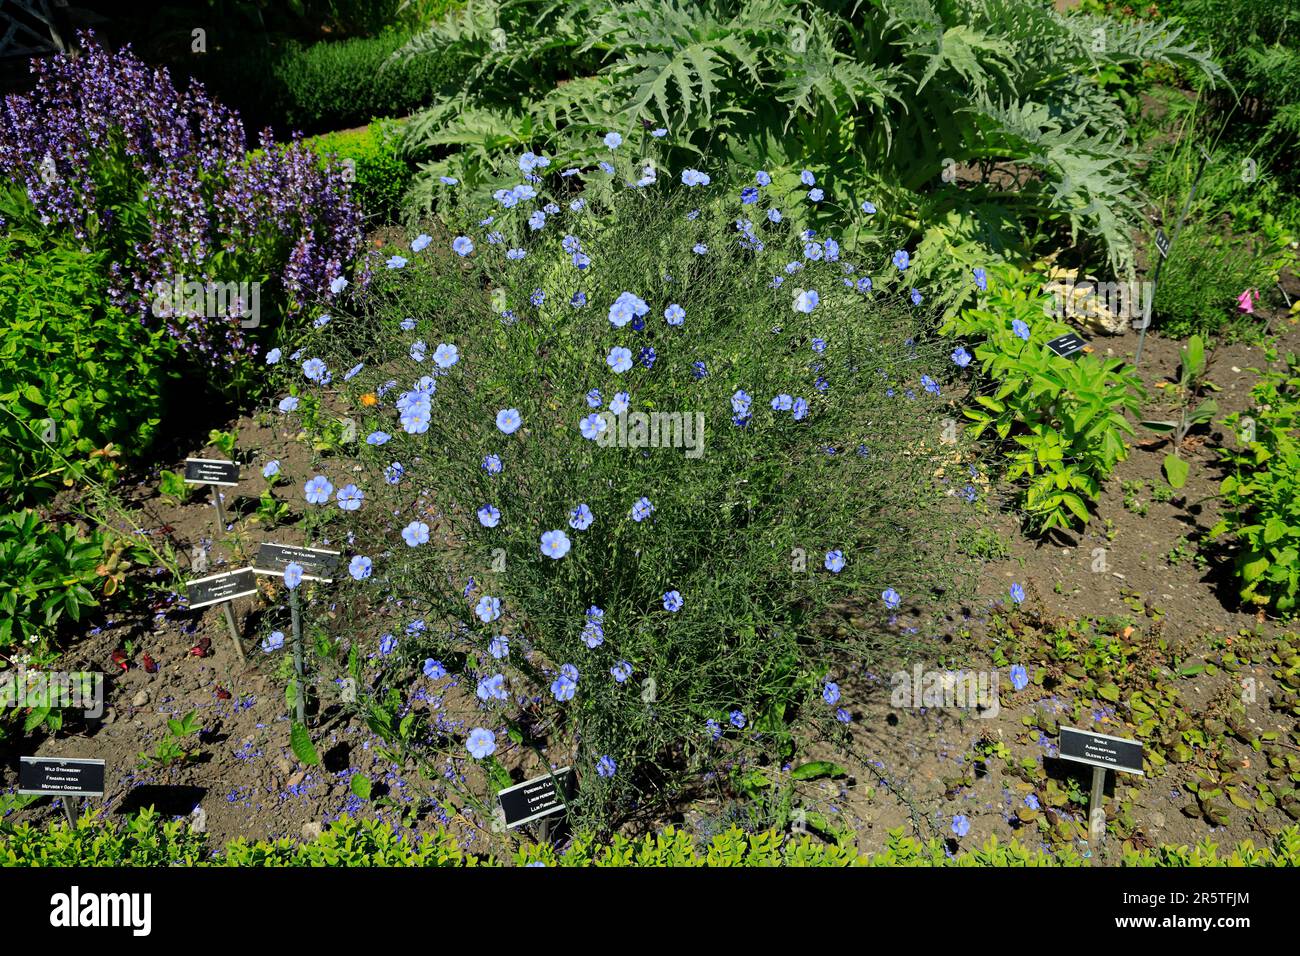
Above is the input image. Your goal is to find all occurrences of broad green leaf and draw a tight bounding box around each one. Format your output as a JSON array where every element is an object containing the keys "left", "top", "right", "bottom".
[
  {"left": 790, "top": 761, "right": 848, "bottom": 781},
  {"left": 290, "top": 722, "right": 320, "bottom": 767},
  {"left": 350, "top": 774, "right": 372, "bottom": 800},
  {"left": 1163, "top": 454, "right": 1189, "bottom": 489}
]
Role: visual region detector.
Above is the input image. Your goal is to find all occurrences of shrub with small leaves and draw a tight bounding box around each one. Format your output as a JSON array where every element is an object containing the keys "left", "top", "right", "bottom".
[{"left": 275, "top": 149, "right": 980, "bottom": 832}]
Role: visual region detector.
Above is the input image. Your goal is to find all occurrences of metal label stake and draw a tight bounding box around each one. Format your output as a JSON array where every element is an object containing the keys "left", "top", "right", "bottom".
[
  {"left": 221, "top": 601, "right": 245, "bottom": 662},
  {"left": 1059, "top": 726, "right": 1144, "bottom": 853},
  {"left": 212, "top": 486, "right": 227, "bottom": 536},
  {"left": 290, "top": 588, "right": 305, "bottom": 724},
  {"left": 1134, "top": 147, "right": 1212, "bottom": 371},
  {"left": 183, "top": 458, "right": 239, "bottom": 537},
  {"left": 1088, "top": 766, "right": 1106, "bottom": 842},
  {"left": 186, "top": 568, "right": 256, "bottom": 663}
]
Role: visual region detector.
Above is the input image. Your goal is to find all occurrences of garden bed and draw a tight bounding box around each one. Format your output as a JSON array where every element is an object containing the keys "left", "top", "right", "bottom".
[{"left": 3, "top": 2, "right": 1300, "bottom": 876}]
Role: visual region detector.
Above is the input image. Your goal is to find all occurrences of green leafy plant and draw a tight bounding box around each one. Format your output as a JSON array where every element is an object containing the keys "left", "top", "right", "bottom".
[
  {"left": 183, "top": 29, "right": 458, "bottom": 136},
  {"left": 945, "top": 264, "right": 1146, "bottom": 533},
  {"left": 138, "top": 711, "right": 204, "bottom": 769},
  {"left": 279, "top": 159, "right": 978, "bottom": 832},
  {"left": 5, "top": 808, "right": 1300, "bottom": 867},
  {"left": 1212, "top": 351, "right": 1300, "bottom": 612},
  {"left": 958, "top": 526, "right": 1011, "bottom": 561},
  {"left": 0, "top": 510, "right": 103, "bottom": 658},
  {"left": 398, "top": 0, "right": 1222, "bottom": 277},
  {"left": 1140, "top": 334, "right": 1217, "bottom": 488},
  {"left": 305, "top": 119, "right": 414, "bottom": 222},
  {"left": 207, "top": 429, "right": 238, "bottom": 460},
  {"left": 252, "top": 490, "right": 292, "bottom": 527},
  {"left": 1150, "top": 219, "right": 1281, "bottom": 340},
  {"left": 157, "top": 470, "right": 193, "bottom": 507},
  {"left": 0, "top": 229, "right": 175, "bottom": 503},
  {"left": 1168, "top": 0, "right": 1300, "bottom": 160}
]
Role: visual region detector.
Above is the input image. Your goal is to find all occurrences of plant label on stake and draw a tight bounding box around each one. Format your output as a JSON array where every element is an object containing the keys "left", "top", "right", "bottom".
[
  {"left": 252, "top": 543, "right": 339, "bottom": 583},
  {"left": 1058, "top": 726, "right": 1144, "bottom": 844},
  {"left": 183, "top": 458, "right": 240, "bottom": 486},
  {"left": 1137, "top": 148, "right": 1210, "bottom": 371},
  {"left": 1045, "top": 332, "right": 1088, "bottom": 360},
  {"left": 498, "top": 766, "right": 575, "bottom": 836},
  {"left": 19, "top": 756, "right": 105, "bottom": 825},
  {"left": 254, "top": 547, "right": 337, "bottom": 725},
  {"left": 184, "top": 458, "right": 239, "bottom": 536},
  {"left": 1154, "top": 228, "right": 1171, "bottom": 260},
  {"left": 185, "top": 568, "right": 257, "bottom": 661},
  {"left": 286, "top": 566, "right": 307, "bottom": 724}
]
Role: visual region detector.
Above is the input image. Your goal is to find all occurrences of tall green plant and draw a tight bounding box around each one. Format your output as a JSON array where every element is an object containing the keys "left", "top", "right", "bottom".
[
  {"left": 944, "top": 264, "right": 1145, "bottom": 533},
  {"left": 1212, "top": 351, "right": 1300, "bottom": 613},
  {"left": 276, "top": 155, "right": 979, "bottom": 831},
  {"left": 398, "top": 0, "right": 1223, "bottom": 276}
]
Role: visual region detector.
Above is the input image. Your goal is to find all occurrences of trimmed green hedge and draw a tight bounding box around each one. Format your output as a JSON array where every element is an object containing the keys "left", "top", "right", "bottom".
[
  {"left": 304, "top": 120, "right": 413, "bottom": 223},
  {"left": 187, "top": 32, "right": 455, "bottom": 136},
  {"left": 4, "top": 810, "right": 1299, "bottom": 867}
]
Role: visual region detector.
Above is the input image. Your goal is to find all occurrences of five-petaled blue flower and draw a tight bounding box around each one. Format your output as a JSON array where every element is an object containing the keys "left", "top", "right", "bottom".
[
  {"left": 541, "top": 529, "right": 571, "bottom": 559},
  {"left": 1009, "top": 664, "right": 1029, "bottom": 691},
  {"left": 569, "top": 503, "right": 593, "bottom": 530},
  {"left": 476, "top": 595, "right": 502, "bottom": 623},
  {"left": 466, "top": 728, "right": 496, "bottom": 759},
  {"left": 433, "top": 343, "right": 459, "bottom": 368},
  {"left": 304, "top": 475, "right": 333, "bottom": 505},
  {"left": 496, "top": 408, "right": 522, "bottom": 434},
  {"left": 336, "top": 484, "right": 364, "bottom": 511},
  {"left": 607, "top": 347, "right": 633, "bottom": 374},
  {"left": 551, "top": 673, "right": 577, "bottom": 702}
]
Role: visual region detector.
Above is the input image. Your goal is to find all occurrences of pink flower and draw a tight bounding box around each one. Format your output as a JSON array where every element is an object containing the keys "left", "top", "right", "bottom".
[{"left": 1237, "top": 289, "right": 1259, "bottom": 314}]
